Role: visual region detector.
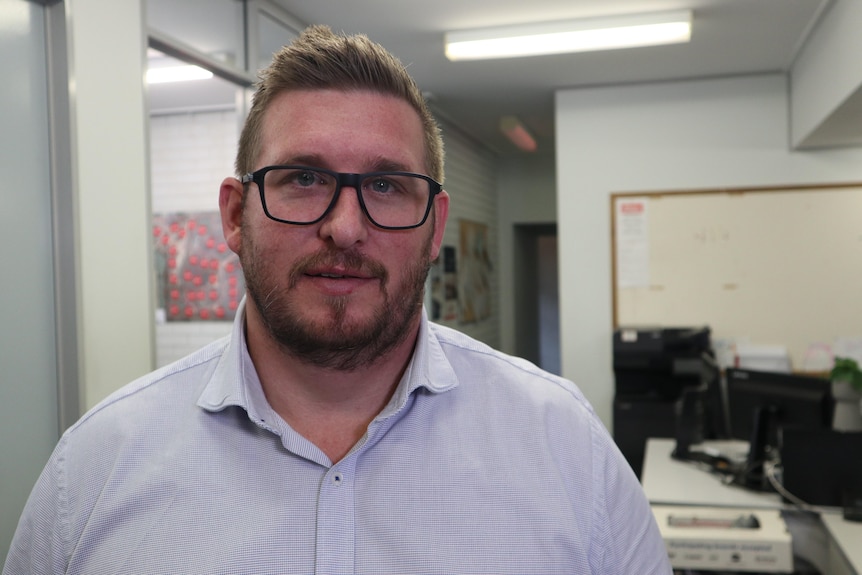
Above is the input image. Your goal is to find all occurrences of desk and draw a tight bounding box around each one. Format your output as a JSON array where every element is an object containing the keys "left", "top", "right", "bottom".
[
  {"left": 642, "top": 439, "right": 781, "bottom": 509},
  {"left": 821, "top": 514, "right": 862, "bottom": 575},
  {"left": 641, "top": 438, "right": 862, "bottom": 574}
]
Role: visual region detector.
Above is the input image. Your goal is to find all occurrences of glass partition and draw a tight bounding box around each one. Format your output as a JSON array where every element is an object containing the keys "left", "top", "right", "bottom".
[
  {"left": 146, "top": 0, "right": 245, "bottom": 68},
  {"left": 146, "top": 0, "right": 306, "bottom": 366},
  {"left": 257, "top": 9, "right": 301, "bottom": 70}
]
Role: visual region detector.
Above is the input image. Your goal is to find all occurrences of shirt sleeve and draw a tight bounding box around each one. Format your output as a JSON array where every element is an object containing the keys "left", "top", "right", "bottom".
[
  {"left": 3, "top": 440, "right": 70, "bottom": 575},
  {"left": 592, "top": 423, "right": 673, "bottom": 574}
]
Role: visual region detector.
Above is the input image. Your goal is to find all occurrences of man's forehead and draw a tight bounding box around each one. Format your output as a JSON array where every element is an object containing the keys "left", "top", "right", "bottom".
[{"left": 257, "top": 89, "right": 427, "bottom": 170}]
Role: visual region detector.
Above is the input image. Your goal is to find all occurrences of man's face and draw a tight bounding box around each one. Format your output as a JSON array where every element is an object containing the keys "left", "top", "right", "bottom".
[{"left": 222, "top": 89, "right": 448, "bottom": 370}]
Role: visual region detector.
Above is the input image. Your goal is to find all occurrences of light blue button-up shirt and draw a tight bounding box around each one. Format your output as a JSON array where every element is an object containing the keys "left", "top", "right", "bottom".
[{"left": 5, "top": 301, "right": 671, "bottom": 574}]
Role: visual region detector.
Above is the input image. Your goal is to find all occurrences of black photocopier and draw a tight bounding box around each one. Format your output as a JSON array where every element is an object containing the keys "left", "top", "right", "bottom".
[{"left": 612, "top": 326, "right": 718, "bottom": 477}]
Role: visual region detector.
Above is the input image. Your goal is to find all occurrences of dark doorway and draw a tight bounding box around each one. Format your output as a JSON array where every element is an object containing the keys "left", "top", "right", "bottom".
[{"left": 513, "top": 223, "right": 560, "bottom": 374}]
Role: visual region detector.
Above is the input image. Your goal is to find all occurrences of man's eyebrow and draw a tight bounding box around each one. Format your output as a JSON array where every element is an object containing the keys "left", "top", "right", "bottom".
[
  {"left": 272, "top": 154, "right": 325, "bottom": 167},
  {"left": 272, "top": 155, "right": 415, "bottom": 174},
  {"left": 367, "top": 158, "right": 413, "bottom": 173}
]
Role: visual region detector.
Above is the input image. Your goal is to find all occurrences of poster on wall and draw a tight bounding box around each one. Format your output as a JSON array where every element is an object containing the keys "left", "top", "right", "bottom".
[
  {"left": 458, "top": 219, "right": 492, "bottom": 324},
  {"left": 152, "top": 212, "right": 245, "bottom": 322},
  {"left": 614, "top": 196, "right": 650, "bottom": 288},
  {"left": 430, "top": 245, "right": 459, "bottom": 322}
]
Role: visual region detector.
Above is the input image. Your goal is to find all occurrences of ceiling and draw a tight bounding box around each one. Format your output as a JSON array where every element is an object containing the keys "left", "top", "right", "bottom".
[
  {"left": 148, "top": 0, "right": 835, "bottom": 157},
  {"left": 268, "top": 0, "right": 830, "bottom": 157}
]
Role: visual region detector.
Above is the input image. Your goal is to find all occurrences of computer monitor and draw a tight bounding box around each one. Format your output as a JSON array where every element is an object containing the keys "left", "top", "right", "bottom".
[
  {"left": 726, "top": 368, "right": 834, "bottom": 441},
  {"left": 781, "top": 428, "right": 862, "bottom": 509},
  {"left": 725, "top": 368, "right": 834, "bottom": 490}
]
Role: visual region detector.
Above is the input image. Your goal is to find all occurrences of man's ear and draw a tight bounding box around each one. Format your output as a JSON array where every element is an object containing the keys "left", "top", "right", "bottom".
[
  {"left": 219, "top": 177, "right": 244, "bottom": 255},
  {"left": 430, "top": 190, "right": 449, "bottom": 261}
]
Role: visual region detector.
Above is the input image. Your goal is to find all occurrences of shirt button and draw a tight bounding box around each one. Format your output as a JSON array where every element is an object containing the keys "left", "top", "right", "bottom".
[{"left": 332, "top": 472, "right": 344, "bottom": 485}]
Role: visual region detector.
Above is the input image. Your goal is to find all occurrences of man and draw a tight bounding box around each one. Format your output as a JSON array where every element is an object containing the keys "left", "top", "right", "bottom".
[{"left": 5, "top": 26, "right": 671, "bottom": 574}]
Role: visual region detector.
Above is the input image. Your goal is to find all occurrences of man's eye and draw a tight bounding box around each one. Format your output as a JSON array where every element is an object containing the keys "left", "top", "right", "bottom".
[
  {"left": 369, "top": 178, "right": 395, "bottom": 193},
  {"left": 294, "top": 171, "right": 318, "bottom": 186}
]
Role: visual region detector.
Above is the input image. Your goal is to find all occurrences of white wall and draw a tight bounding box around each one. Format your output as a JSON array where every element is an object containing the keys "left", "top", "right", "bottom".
[
  {"left": 69, "top": 0, "right": 154, "bottom": 408},
  {"left": 791, "top": 0, "right": 862, "bottom": 147},
  {"left": 556, "top": 74, "right": 862, "bottom": 429},
  {"left": 496, "top": 153, "right": 557, "bottom": 355}
]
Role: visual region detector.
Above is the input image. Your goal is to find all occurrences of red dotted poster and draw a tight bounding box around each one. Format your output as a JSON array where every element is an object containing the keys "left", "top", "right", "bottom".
[{"left": 152, "top": 212, "right": 244, "bottom": 322}]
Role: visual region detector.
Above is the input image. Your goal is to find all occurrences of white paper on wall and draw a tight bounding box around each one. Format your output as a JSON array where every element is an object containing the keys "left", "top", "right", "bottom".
[{"left": 615, "top": 197, "right": 650, "bottom": 288}]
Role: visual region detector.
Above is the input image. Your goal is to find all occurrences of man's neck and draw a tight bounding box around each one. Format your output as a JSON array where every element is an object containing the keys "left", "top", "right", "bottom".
[{"left": 244, "top": 315, "right": 419, "bottom": 464}]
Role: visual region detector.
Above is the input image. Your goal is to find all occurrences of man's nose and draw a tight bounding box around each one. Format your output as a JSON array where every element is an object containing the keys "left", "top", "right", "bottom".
[{"left": 318, "top": 185, "right": 369, "bottom": 247}]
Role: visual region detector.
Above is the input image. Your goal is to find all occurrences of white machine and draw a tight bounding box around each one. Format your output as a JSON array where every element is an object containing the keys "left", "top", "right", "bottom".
[{"left": 652, "top": 505, "right": 793, "bottom": 573}]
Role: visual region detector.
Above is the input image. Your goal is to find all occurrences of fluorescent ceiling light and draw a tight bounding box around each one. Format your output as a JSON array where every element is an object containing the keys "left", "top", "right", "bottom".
[
  {"left": 146, "top": 65, "right": 214, "bottom": 84},
  {"left": 445, "top": 10, "right": 692, "bottom": 61}
]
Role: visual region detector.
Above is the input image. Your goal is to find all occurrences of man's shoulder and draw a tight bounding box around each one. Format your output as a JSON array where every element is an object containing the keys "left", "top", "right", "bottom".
[
  {"left": 68, "top": 336, "right": 230, "bottom": 438},
  {"left": 427, "top": 321, "right": 590, "bottom": 409},
  {"left": 428, "top": 321, "right": 568, "bottom": 380}
]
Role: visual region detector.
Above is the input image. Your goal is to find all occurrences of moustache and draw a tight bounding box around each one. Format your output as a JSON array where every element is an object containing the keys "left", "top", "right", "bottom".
[{"left": 289, "top": 249, "right": 389, "bottom": 286}]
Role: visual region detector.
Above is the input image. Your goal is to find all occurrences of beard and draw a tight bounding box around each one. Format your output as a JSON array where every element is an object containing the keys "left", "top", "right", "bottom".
[{"left": 240, "top": 227, "right": 433, "bottom": 372}]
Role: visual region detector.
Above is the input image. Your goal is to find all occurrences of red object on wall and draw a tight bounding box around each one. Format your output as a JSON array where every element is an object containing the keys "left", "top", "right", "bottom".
[{"left": 152, "top": 212, "right": 245, "bottom": 322}]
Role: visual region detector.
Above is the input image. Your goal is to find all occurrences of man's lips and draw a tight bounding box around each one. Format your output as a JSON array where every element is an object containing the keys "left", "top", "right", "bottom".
[
  {"left": 305, "top": 267, "right": 373, "bottom": 280},
  {"left": 301, "top": 268, "right": 378, "bottom": 296},
  {"left": 289, "top": 250, "right": 389, "bottom": 290}
]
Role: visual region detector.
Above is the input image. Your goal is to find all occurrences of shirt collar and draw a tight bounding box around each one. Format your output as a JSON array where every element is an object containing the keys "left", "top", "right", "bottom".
[
  {"left": 376, "top": 307, "right": 459, "bottom": 419},
  {"left": 197, "top": 297, "right": 266, "bottom": 419},
  {"left": 197, "top": 298, "right": 459, "bottom": 419}
]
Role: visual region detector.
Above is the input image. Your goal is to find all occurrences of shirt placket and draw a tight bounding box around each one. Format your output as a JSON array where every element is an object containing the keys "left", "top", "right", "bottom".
[{"left": 315, "top": 456, "right": 357, "bottom": 574}]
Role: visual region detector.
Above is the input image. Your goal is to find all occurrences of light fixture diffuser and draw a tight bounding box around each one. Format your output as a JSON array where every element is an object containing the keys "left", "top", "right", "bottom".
[
  {"left": 146, "top": 65, "right": 214, "bottom": 84},
  {"left": 445, "top": 10, "right": 692, "bottom": 61}
]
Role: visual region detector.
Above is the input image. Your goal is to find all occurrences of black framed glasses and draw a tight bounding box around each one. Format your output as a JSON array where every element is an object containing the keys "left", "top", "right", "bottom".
[{"left": 241, "top": 165, "right": 443, "bottom": 230}]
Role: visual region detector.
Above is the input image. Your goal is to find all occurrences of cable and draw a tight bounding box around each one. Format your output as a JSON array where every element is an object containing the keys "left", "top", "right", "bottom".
[
  {"left": 763, "top": 459, "right": 815, "bottom": 510},
  {"left": 762, "top": 459, "right": 845, "bottom": 517}
]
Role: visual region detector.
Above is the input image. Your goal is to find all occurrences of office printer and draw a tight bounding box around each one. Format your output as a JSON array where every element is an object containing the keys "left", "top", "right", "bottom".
[
  {"left": 613, "top": 326, "right": 712, "bottom": 398},
  {"left": 612, "top": 326, "right": 715, "bottom": 477}
]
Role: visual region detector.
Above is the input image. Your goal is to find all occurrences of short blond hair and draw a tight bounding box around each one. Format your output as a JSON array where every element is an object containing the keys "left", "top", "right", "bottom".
[{"left": 236, "top": 25, "right": 444, "bottom": 183}]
